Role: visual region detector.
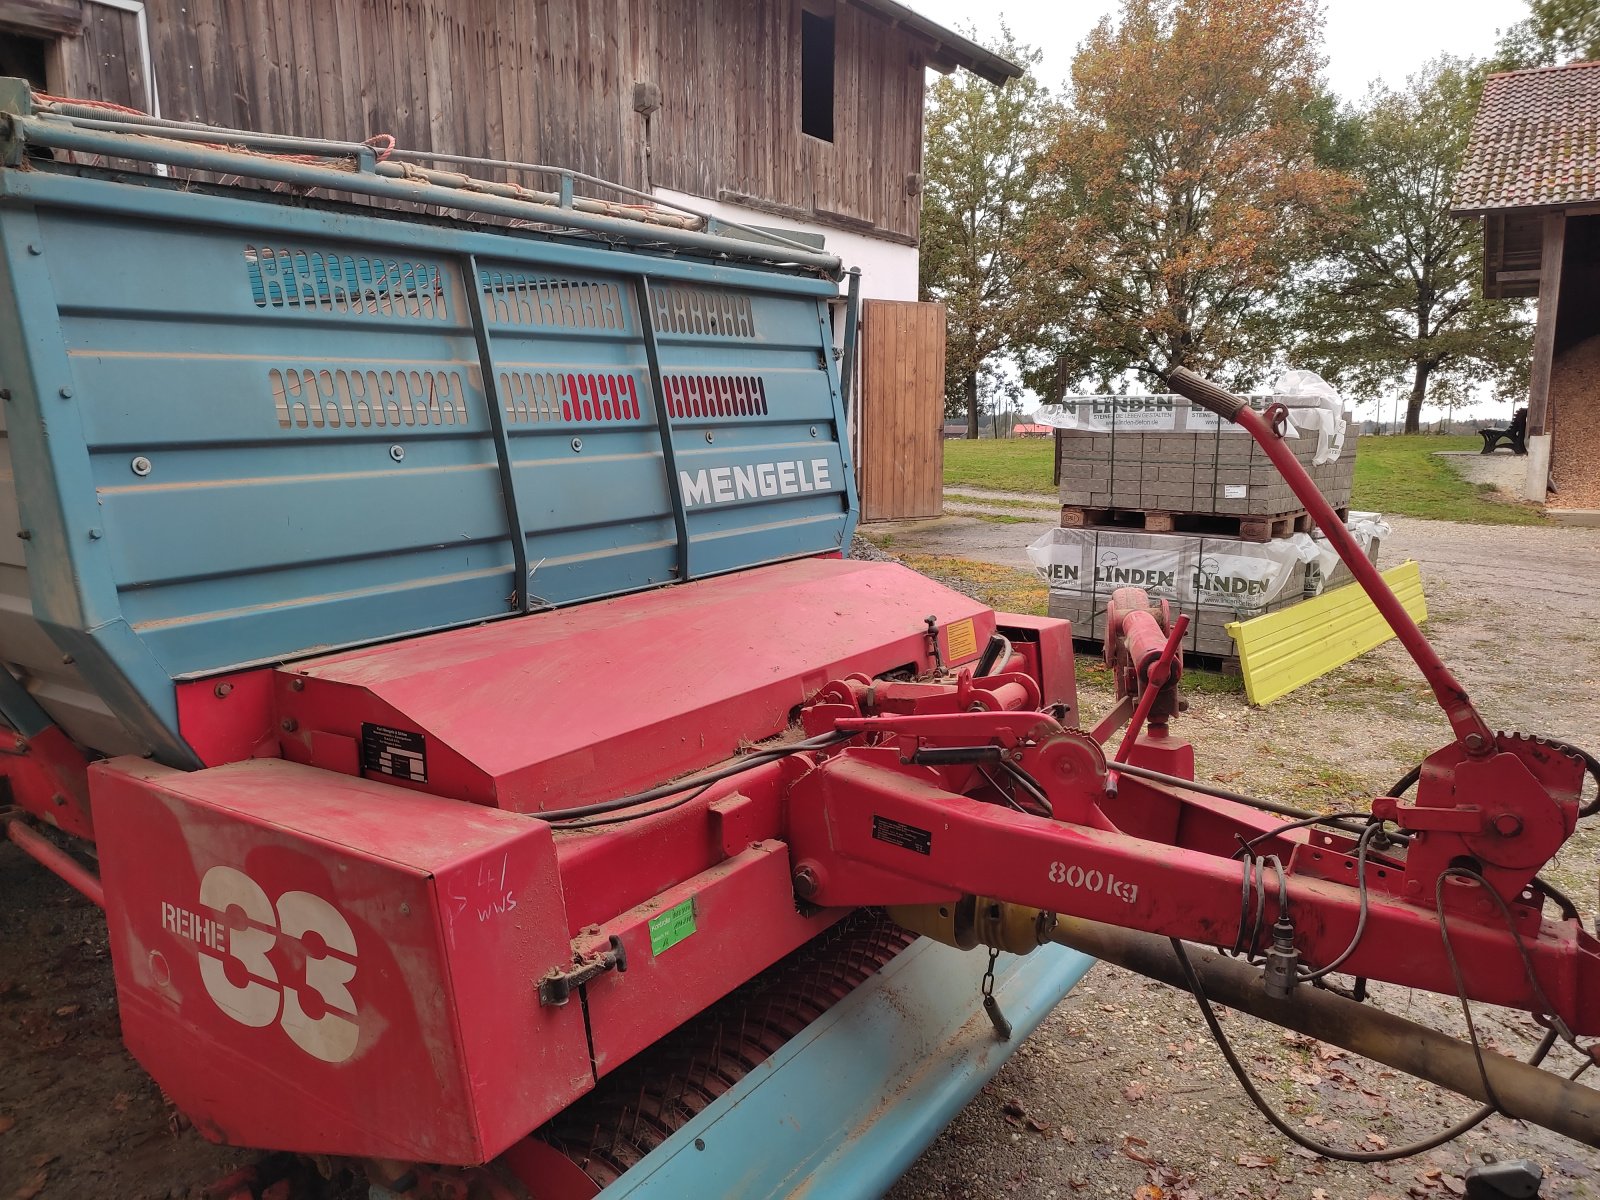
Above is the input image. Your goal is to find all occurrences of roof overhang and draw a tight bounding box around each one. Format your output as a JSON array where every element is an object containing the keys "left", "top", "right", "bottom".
[{"left": 846, "top": 0, "right": 1023, "bottom": 85}]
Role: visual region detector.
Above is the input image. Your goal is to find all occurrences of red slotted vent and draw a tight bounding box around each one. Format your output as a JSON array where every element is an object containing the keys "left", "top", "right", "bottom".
[
  {"left": 663, "top": 375, "right": 769, "bottom": 419},
  {"left": 561, "top": 372, "right": 642, "bottom": 423}
]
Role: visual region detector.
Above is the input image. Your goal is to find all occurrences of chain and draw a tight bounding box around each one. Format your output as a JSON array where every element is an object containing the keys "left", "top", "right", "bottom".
[{"left": 980, "top": 946, "right": 1011, "bottom": 1040}]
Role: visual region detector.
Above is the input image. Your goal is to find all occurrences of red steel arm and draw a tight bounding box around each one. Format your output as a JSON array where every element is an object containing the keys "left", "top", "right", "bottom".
[
  {"left": 1165, "top": 369, "right": 1496, "bottom": 753},
  {"left": 785, "top": 745, "right": 1600, "bottom": 1035}
]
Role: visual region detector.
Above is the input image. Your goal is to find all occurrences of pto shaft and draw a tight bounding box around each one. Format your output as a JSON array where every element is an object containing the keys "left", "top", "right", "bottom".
[{"left": 1053, "top": 917, "right": 1600, "bottom": 1148}]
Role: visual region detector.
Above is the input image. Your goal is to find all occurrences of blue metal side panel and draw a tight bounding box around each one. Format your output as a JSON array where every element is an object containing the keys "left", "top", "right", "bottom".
[
  {"left": 595, "top": 941, "right": 1094, "bottom": 1200},
  {"left": 0, "top": 169, "right": 855, "bottom": 759}
]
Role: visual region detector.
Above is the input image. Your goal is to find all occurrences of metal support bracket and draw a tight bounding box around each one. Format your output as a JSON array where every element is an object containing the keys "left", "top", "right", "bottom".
[
  {"left": 634, "top": 274, "right": 692, "bottom": 580},
  {"left": 462, "top": 254, "right": 532, "bottom": 613}
]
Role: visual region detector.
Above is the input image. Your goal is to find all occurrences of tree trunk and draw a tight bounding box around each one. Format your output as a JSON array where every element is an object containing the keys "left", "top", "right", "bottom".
[
  {"left": 1404, "top": 362, "right": 1431, "bottom": 434},
  {"left": 965, "top": 371, "right": 979, "bottom": 439}
]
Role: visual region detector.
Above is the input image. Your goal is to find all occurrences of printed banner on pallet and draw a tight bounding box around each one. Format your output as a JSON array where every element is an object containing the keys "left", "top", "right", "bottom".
[
  {"left": 1026, "top": 526, "right": 1334, "bottom": 615},
  {"left": 1038, "top": 394, "right": 1280, "bottom": 435}
]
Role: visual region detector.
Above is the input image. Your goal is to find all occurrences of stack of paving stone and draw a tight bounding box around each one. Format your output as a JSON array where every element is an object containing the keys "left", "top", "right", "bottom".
[
  {"left": 1054, "top": 394, "right": 1357, "bottom": 541},
  {"left": 1042, "top": 394, "right": 1363, "bottom": 662}
]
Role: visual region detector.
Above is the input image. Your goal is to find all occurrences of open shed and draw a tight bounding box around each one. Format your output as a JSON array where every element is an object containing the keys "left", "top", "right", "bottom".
[{"left": 1454, "top": 60, "right": 1600, "bottom": 518}]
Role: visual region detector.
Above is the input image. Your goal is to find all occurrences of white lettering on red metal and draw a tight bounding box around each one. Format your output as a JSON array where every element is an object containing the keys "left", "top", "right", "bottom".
[
  {"left": 1046, "top": 860, "right": 1139, "bottom": 905},
  {"left": 168, "top": 866, "right": 362, "bottom": 1064},
  {"left": 677, "top": 458, "right": 833, "bottom": 508}
]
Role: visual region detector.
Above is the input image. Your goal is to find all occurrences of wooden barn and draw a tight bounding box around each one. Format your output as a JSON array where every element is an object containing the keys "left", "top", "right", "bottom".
[
  {"left": 0, "top": 0, "right": 1014, "bottom": 519},
  {"left": 1455, "top": 60, "right": 1600, "bottom": 519}
]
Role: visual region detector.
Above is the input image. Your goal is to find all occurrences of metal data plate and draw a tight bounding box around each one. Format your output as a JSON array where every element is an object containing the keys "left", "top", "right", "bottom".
[{"left": 0, "top": 165, "right": 855, "bottom": 763}]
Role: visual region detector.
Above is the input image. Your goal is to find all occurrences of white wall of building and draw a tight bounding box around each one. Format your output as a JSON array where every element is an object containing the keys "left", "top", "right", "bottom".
[{"left": 651, "top": 186, "right": 921, "bottom": 302}]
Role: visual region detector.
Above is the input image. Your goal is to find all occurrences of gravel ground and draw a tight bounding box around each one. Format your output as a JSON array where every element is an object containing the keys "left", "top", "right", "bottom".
[{"left": 879, "top": 509, "right": 1600, "bottom": 1200}]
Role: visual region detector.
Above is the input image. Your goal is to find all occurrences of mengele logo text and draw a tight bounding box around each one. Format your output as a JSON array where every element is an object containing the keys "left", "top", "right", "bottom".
[{"left": 680, "top": 458, "right": 832, "bottom": 507}]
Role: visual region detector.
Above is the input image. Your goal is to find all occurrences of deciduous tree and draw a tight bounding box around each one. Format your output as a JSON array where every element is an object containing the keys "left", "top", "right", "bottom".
[
  {"left": 1294, "top": 59, "right": 1530, "bottom": 432},
  {"left": 920, "top": 34, "right": 1059, "bottom": 437},
  {"left": 1495, "top": 0, "right": 1600, "bottom": 67},
  {"left": 1035, "top": 0, "right": 1354, "bottom": 388}
]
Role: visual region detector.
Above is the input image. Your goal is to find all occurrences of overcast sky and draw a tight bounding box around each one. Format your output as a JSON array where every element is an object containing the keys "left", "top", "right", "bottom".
[
  {"left": 904, "top": 0, "right": 1529, "bottom": 101},
  {"left": 903, "top": 0, "right": 1532, "bottom": 417}
]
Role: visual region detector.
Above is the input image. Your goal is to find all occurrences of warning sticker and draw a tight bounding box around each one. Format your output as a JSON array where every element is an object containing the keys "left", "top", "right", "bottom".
[
  {"left": 946, "top": 617, "right": 978, "bottom": 663},
  {"left": 361, "top": 723, "right": 428, "bottom": 783},
  {"left": 872, "top": 815, "right": 933, "bottom": 856},
  {"left": 648, "top": 899, "right": 696, "bottom": 955}
]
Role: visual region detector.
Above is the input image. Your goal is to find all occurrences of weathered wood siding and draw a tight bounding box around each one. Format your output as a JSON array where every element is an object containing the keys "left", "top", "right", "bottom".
[
  {"left": 859, "top": 299, "right": 945, "bottom": 521},
  {"left": 42, "top": 0, "right": 927, "bottom": 239}
]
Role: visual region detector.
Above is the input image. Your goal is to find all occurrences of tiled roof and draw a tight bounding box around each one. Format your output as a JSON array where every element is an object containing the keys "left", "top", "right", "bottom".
[{"left": 1453, "top": 61, "right": 1600, "bottom": 213}]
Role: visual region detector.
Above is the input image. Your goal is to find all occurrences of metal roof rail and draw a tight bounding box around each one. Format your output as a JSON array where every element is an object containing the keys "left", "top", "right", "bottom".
[{"left": 0, "top": 83, "right": 843, "bottom": 275}]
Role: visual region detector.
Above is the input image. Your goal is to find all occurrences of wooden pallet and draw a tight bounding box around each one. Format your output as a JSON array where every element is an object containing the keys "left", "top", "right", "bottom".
[
  {"left": 1059, "top": 505, "right": 1349, "bottom": 544},
  {"left": 1071, "top": 636, "right": 1240, "bottom": 676}
]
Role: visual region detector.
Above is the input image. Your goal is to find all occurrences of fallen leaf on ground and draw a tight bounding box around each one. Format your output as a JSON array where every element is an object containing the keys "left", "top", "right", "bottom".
[
  {"left": 1059, "top": 1124, "right": 1079, "bottom": 1144},
  {"left": 1134, "top": 1186, "right": 1164, "bottom": 1200},
  {"left": 1122, "top": 1135, "right": 1159, "bottom": 1167},
  {"left": 1363, "top": 1134, "right": 1390, "bottom": 1150},
  {"left": 1236, "top": 1154, "right": 1277, "bottom": 1169},
  {"left": 1068, "top": 1177, "right": 1089, "bottom": 1191},
  {"left": 0, "top": 1116, "right": 13, "bottom": 1134},
  {"left": 1441, "top": 1178, "right": 1465, "bottom": 1196},
  {"left": 1313, "top": 1189, "right": 1329, "bottom": 1200},
  {"left": 54, "top": 1004, "right": 80, "bottom": 1018},
  {"left": 13, "top": 1171, "right": 47, "bottom": 1200},
  {"left": 1123, "top": 1082, "right": 1147, "bottom": 1103}
]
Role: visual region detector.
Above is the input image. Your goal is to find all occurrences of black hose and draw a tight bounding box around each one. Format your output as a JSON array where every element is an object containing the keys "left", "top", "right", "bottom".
[
  {"left": 1111, "top": 761, "right": 1377, "bottom": 839},
  {"left": 1172, "top": 938, "right": 1559, "bottom": 1162},
  {"left": 541, "top": 730, "right": 853, "bottom": 823}
]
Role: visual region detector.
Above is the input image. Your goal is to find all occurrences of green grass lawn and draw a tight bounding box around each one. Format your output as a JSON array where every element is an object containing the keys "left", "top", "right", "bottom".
[
  {"left": 1351, "top": 435, "right": 1546, "bottom": 525},
  {"left": 943, "top": 438, "right": 1058, "bottom": 495},
  {"left": 943, "top": 434, "right": 1546, "bottom": 525}
]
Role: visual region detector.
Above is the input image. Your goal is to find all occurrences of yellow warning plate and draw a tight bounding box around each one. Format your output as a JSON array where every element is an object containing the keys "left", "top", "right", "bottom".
[
  {"left": 946, "top": 617, "right": 978, "bottom": 663},
  {"left": 1226, "top": 561, "right": 1427, "bottom": 706}
]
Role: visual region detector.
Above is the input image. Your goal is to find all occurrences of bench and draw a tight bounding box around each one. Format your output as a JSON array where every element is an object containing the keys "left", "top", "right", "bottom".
[{"left": 1479, "top": 407, "right": 1528, "bottom": 455}]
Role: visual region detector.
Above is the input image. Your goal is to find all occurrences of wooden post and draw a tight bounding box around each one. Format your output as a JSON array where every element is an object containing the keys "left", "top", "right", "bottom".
[{"left": 1527, "top": 212, "right": 1567, "bottom": 437}]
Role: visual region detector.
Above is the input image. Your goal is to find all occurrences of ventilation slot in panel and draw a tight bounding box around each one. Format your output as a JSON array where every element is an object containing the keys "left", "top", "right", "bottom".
[
  {"left": 482, "top": 272, "right": 628, "bottom": 330},
  {"left": 270, "top": 368, "right": 469, "bottom": 429},
  {"left": 245, "top": 246, "right": 448, "bottom": 319},
  {"left": 650, "top": 286, "right": 758, "bottom": 338},
  {"left": 500, "top": 372, "right": 642, "bottom": 424},
  {"left": 665, "top": 375, "right": 768, "bottom": 419}
]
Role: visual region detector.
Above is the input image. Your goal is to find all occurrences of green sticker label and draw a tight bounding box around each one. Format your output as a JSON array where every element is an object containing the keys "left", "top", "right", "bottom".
[{"left": 648, "top": 899, "right": 696, "bottom": 956}]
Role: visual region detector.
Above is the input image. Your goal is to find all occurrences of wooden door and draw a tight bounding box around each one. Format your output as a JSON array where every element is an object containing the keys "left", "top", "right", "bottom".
[{"left": 859, "top": 299, "right": 945, "bottom": 521}]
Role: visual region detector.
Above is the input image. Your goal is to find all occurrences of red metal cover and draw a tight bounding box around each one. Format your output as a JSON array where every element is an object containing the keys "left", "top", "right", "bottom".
[
  {"left": 270, "top": 558, "right": 996, "bottom": 813},
  {"left": 93, "top": 757, "right": 592, "bottom": 1164}
]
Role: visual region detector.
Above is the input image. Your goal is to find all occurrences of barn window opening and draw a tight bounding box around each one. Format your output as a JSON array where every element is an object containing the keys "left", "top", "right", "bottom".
[
  {"left": 800, "top": 11, "right": 835, "bottom": 142},
  {"left": 0, "top": 33, "right": 50, "bottom": 90}
]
